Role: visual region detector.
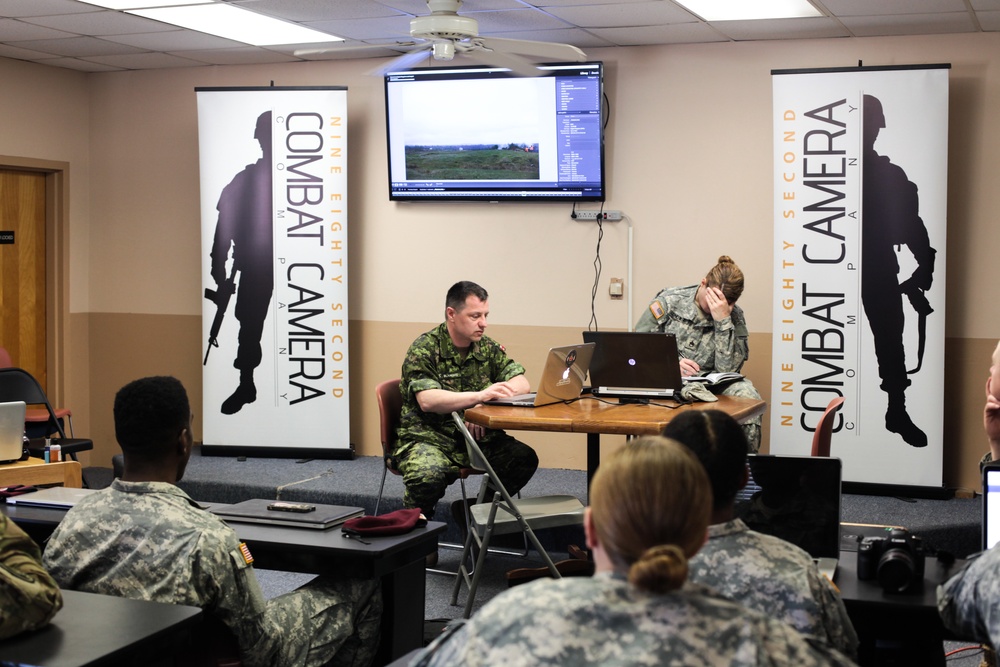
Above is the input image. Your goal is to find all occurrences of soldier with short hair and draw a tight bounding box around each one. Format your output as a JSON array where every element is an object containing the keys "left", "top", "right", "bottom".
[
  {"left": 395, "top": 281, "right": 539, "bottom": 519},
  {"left": 43, "top": 376, "right": 381, "bottom": 667},
  {"left": 0, "top": 514, "right": 62, "bottom": 640},
  {"left": 635, "top": 255, "right": 763, "bottom": 451}
]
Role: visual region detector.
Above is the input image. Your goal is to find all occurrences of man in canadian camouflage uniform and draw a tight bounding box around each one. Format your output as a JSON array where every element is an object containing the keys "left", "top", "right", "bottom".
[
  {"left": 0, "top": 514, "right": 62, "bottom": 640},
  {"left": 43, "top": 376, "right": 381, "bottom": 667},
  {"left": 396, "top": 281, "right": 538, "bottom": 518},
  {"left": 636, "top": 282, "right": 762, "bottom": 451},
  {"left": 662, "top": 410, "right": 858, "bottom": 658}
]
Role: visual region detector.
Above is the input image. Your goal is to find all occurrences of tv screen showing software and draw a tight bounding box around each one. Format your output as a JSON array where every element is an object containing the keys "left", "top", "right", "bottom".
[{"left": 384, "top": 61, "right": 605, "bottom": 202}]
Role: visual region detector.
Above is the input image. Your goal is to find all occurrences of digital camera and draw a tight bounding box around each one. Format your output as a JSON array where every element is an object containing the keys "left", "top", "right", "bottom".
[{"left": 856, "top": 528, "right": 926, "bottom": 593}]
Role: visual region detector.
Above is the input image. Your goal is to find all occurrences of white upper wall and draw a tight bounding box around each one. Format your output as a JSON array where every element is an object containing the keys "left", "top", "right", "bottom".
[{"left": 2, "top": 31, "right": 998, "bottom": 338}]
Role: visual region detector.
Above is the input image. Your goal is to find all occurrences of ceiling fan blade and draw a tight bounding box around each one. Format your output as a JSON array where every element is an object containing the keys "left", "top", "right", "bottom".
[
  {"left": 474, "top": 37, "right": 587, "bottom": 63},
  {"left": 367, "top": 46, "right": 434, "bottom": 76},
  {"left": 459, "top": 45, "right": 545, "bottom": 77},
  {"left": 294, "top": 42, "right": 418, "bottom": 58}
]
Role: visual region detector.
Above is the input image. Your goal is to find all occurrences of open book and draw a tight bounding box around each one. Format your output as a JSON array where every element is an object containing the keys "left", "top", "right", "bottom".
[{"left": 682, "top": 372, "right": 743, "bottom": 386}]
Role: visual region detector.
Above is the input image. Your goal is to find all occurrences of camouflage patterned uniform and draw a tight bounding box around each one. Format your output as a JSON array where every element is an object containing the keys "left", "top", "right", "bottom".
[
  {"left": 42, "top": 480, "right": 381, "bottom": 667},
  {"left": 688, "top": 519, "right": 859, "bottom": 658},
  {"left": 938, "top": 547, "right": 1000, "bottom": 648},
  {"left": 396, "top": 323, "right": 538, "bottom": 517},
  {"left": 635, "top": 284, "right": 762, "bottom": 451},
  {"left": 414, "top": 571, "right": 856, "bottom": 666},
  {"left": 0, "top": 514, "right": 63, "bottom": 640}
]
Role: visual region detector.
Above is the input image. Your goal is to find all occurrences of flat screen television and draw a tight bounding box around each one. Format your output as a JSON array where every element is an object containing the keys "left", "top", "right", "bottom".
[{"left": 384, "top": 61, "right": 605, "bottom": 202}]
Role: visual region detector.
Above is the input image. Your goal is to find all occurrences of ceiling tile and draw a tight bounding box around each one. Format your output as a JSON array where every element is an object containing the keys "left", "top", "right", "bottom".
[
  {"left": 0, "top": 0, "right": 98, "bottom": 18},
  {"left": 304, "top": 15, "right": 416, "bottom": 41},
  {"left": 819, "top": 0, "right": 967, "bottom": 17},
  {"left": 21, "top": 9, "right": 175, "bottom": 36},
  {"left": 45, "top": 56, "right": 124, "bottom": 71},
  {"left": 10, "top": 35, "right": 147, "bottom": 57},
  {"left": 978, "top": 10, "right": 1000, "bottom": 29},
  {"left": 232, "top": 0, "right": 410, "bottom": 22},
  {"left": 83, "top": 51, "right": 207, "bottom": 69},
  {"left": 840, "top": 12, "right": 975, "bottom": 36},
  {"left": 0, "top": 42, "right": 60, "bottom": 60},
  {"left": 471, "top": 8, "right": 574, "bottom": 32},
  {"left": 589, "top": 22, "right": 727, "bottom": 46},
  {"left": 103, "top": 29, "right": 244, "bottom": 51},
  {"left": 0, "top": 18, "right": 74, "bottom": 41},
  {"left": 713, "top": 17, "right": 851, "bottom": 41},
  {"left": 167, "top": 46, "right": 302, "bottom": 66},
  {"left": 545, "top": 2, "right": 696, "bottom": 28}
]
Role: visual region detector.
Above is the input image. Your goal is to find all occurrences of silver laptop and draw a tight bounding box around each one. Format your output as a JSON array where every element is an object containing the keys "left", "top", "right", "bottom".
[
  {"left": 7, "top": 486, "right": 97, "bottom": 508},
  {"left": 735, "top": 454, "right": 843, "bottom": 579},
  {"left": 486, "top": 343, "right": 595, "bottom": 407},
  {"left": 582, "top": 331, "right": 683, "bottom": 400},
  {"left": 0, "top": 401, "right": 27, "bottom": 464}
]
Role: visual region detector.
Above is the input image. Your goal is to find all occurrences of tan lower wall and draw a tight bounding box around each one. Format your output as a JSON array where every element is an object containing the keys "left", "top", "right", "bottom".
[{"left": 81, "top": 312, "right": 992, "bottom": 493}]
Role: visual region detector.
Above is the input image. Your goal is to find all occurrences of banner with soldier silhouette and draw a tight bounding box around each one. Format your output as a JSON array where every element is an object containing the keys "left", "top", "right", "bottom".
[
  {"left": 770, "top": 65, "right": 948, "bottom": 488},
  {"left": 197, "top": 87, "right": 351, "bottom": 457}
]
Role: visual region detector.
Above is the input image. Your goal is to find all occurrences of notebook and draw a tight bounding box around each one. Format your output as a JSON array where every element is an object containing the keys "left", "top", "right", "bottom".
[
  {"left": 982, "top": 462, "right": 1000, "bottom": 550},
  {"left": 210, "top": 499, "right": 364, "bottom": 530},
  {"left": 7, "top": 486, "right": 97, "bottom": 508},
  {"left": 734, "top": 454, "right": 842, "bottom": 578},
  {"left": 0, "top": 401, "right": 27, "bottom": 464},
  {"left": 582, "top": 331, "right": 683, "bottom": 400},
  {"left": 486, "top": 343, "right": 595, "bottom": 407}
]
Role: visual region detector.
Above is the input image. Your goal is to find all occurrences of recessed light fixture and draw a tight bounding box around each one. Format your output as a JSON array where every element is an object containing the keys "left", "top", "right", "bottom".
[
  {"left": 77, "top": 1, "right": 345, "bottom": 46},
  {"left": 674, "top": 0, "right": 822, "bottom": 21}
]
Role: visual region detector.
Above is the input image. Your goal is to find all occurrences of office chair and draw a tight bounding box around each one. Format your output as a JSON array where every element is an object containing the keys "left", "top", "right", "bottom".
[
  {"left": 0, "top": 367, "right": 91, "bottom": 460},
  {"left": 449, "top": 411, "right": 585, "bottom": 618},
  {"left": 0, "top": 348, "right": 75, "bottom": 437},
  {"left": 811, "top": 396, "right": 845, "bottom": 457}
]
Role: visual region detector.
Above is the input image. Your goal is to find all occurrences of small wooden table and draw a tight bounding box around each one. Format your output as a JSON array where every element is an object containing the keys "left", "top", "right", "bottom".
[
  {"left": 465, "top": 395, "right": 766, "bottom": 484},
  {"left": 0, "top": 456, "right": 82, "bottom": 488}
]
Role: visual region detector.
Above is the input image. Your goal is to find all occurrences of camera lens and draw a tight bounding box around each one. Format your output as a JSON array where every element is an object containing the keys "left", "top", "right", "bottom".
[{"left": 878, "top": 549, "right": 919, "bottom": 593}]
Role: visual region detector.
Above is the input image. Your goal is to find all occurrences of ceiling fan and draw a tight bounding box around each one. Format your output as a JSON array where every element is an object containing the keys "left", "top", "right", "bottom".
[{"left": 296, "top": 0, "right": 587, "bottom": 76}]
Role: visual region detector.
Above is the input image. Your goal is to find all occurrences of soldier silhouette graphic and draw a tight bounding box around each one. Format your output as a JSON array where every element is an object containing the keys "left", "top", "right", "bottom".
[{"left": 861, "top": 95, "right": 936, "bottom": 447}]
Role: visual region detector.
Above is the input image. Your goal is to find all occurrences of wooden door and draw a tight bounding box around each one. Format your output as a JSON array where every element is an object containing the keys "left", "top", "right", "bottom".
[{"left": 0, "top": 168, "right": 47, "bottom": 389}]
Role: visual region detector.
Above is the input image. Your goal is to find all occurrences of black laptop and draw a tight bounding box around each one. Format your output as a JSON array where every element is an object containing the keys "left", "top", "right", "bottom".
[
  {"left": 211, "top": 499, "right": 364, "bottom": 530},
  {"left": 735, "top": 454, "right": 842, "bottom": 577},
  {"left": 582, "top": 331, "right": 683, "bottom": 400}
]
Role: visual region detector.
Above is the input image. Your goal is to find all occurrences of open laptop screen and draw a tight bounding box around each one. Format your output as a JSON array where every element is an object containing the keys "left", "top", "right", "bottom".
[{"left": 734, "top": 454, "right": 842, "bottom": 560}]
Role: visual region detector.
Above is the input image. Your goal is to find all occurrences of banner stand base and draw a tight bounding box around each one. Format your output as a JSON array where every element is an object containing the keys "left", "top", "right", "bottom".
[
  {"left": 843, "top": 481, "right": 953, "bottom": 500},
  {"left": 200, "top": 444, "right": 355, "bottom": 461}
]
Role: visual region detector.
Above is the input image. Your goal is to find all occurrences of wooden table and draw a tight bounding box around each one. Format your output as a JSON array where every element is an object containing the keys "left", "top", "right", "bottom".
[
  {"left": 0, "top": 456, "right": 82, "bottom": 488},
  {"left": 465, "top": 395, "right": 766, "bottom": 484}
]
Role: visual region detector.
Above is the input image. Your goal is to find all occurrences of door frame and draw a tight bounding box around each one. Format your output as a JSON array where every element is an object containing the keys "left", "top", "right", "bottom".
[{"left": 0, "top": 155, "right": 70, "bottom": 405}]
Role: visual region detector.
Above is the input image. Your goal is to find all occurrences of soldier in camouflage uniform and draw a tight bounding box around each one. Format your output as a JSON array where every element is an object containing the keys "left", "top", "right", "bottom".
[
  {"left": 663, "top": 410, "right": 858, "bottom": 658},
  {"left": 635, "top": 255, "right": 762, "bottom": 451},
  {"left": 938, "top": 339, "right": 1000, "bottom": 647},
  {"left": 42, "top": 376, "right": 381, "bottom": 667},
  {"left": 0, "top": 514, "right": 63, "bottom": 640},
  {"left": 396, "top": 281, "right": 538, "bottom": 518},
  {"left": 413, "top": 436, "right": 854, "bottom": 666}
]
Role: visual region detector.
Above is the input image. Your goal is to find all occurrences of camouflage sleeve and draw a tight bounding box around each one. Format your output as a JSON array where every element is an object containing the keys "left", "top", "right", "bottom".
[
  {"left": 485, "top": 340, "right": 525, "bottom": 384},
  {"left": 938, "top": 551, "right": 1000, "bottom": 647},
  {"left": 193, "top": 530, "right": 277, "bottom": 666},
  {"left": 810, "top": 567, "right": 860, "bottom": 658},
  {"left": 635, "top": 298, "right": 664, "bottom": 332},
  {"left": 0, "top": 514, "right": 63, "bottom": 640},
  {"left": 709, "top": 306, "right": 749, "bottom": 373}
]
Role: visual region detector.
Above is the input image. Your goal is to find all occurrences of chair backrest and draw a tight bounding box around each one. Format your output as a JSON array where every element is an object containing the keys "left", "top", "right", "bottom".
[
  {"left": 811, "top": 396, "right": 845, "bottom": 457},
  {"left": 375, "top": 379, "right": 403, "bottom": 463},
  {"left": 0, "top": 368, "right": 66, "bottom": 439}
]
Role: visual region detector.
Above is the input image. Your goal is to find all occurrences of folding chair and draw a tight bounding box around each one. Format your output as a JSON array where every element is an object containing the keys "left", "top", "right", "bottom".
[
  {"left": 0, "top": 368, "right": 92, "bottom": 461},
  {"left": 449, "top": 412, "right": 585, "bottom": 618},
  {"left": 811, "top": 396, "right": 845, "bottom": 457},
  {"left": 0, "top": 349, "right": 75, "bottom": 437}
]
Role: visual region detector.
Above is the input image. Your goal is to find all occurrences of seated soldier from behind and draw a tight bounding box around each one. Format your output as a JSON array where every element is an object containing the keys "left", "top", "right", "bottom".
[
  {"left": 412, "top": 436, "right": 854, "bottom": 666},
  {"left": 0, "top": 514, "right": 63, "bottom": 639},
  {"left": 43, "top": 376, "right": 382, "bottom": 667},
  {"left": 663, "top": 410, "right": 858, "bottom": 658}
]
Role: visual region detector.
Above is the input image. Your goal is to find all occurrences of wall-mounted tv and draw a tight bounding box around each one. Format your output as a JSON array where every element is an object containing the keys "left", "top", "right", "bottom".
[{"left": 384, "top": 61, "right": 605, "bottom": 202}]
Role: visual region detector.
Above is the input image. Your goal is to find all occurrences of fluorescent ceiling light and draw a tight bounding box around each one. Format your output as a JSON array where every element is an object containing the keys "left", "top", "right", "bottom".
[
  {"left": 77, "top": 0, "right": 205, "bottom": 8},
  {"left": 126, "top": 4, "right": 344, "bottom": 46},
  {"left": 674, "top": 0, "right": 822, "bottom": 21}
]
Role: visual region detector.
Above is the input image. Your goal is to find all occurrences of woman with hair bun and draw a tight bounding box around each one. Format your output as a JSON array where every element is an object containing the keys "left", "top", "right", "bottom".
[
  {"left": 414, "top": 436, "right": 855, "bottom": 666},
  {"left": 636, "top": 255, "right": 763, "bottom": 451}
]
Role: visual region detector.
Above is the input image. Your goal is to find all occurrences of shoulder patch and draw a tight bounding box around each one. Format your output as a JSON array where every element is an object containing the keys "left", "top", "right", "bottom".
[
  {"left": 239, "top": 542, "right": 254, "bottom": 565},
  {"left": 649, "top": 301, "right": 665, "bottom": 319}
]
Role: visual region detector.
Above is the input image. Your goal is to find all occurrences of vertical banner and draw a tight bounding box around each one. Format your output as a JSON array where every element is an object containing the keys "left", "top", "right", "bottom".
[
  {"left": 197, "top": 87, "right": 351, "bottom": 457},
  {"left": 771, "top": 66, "right": 948, "bottom": 488}
]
